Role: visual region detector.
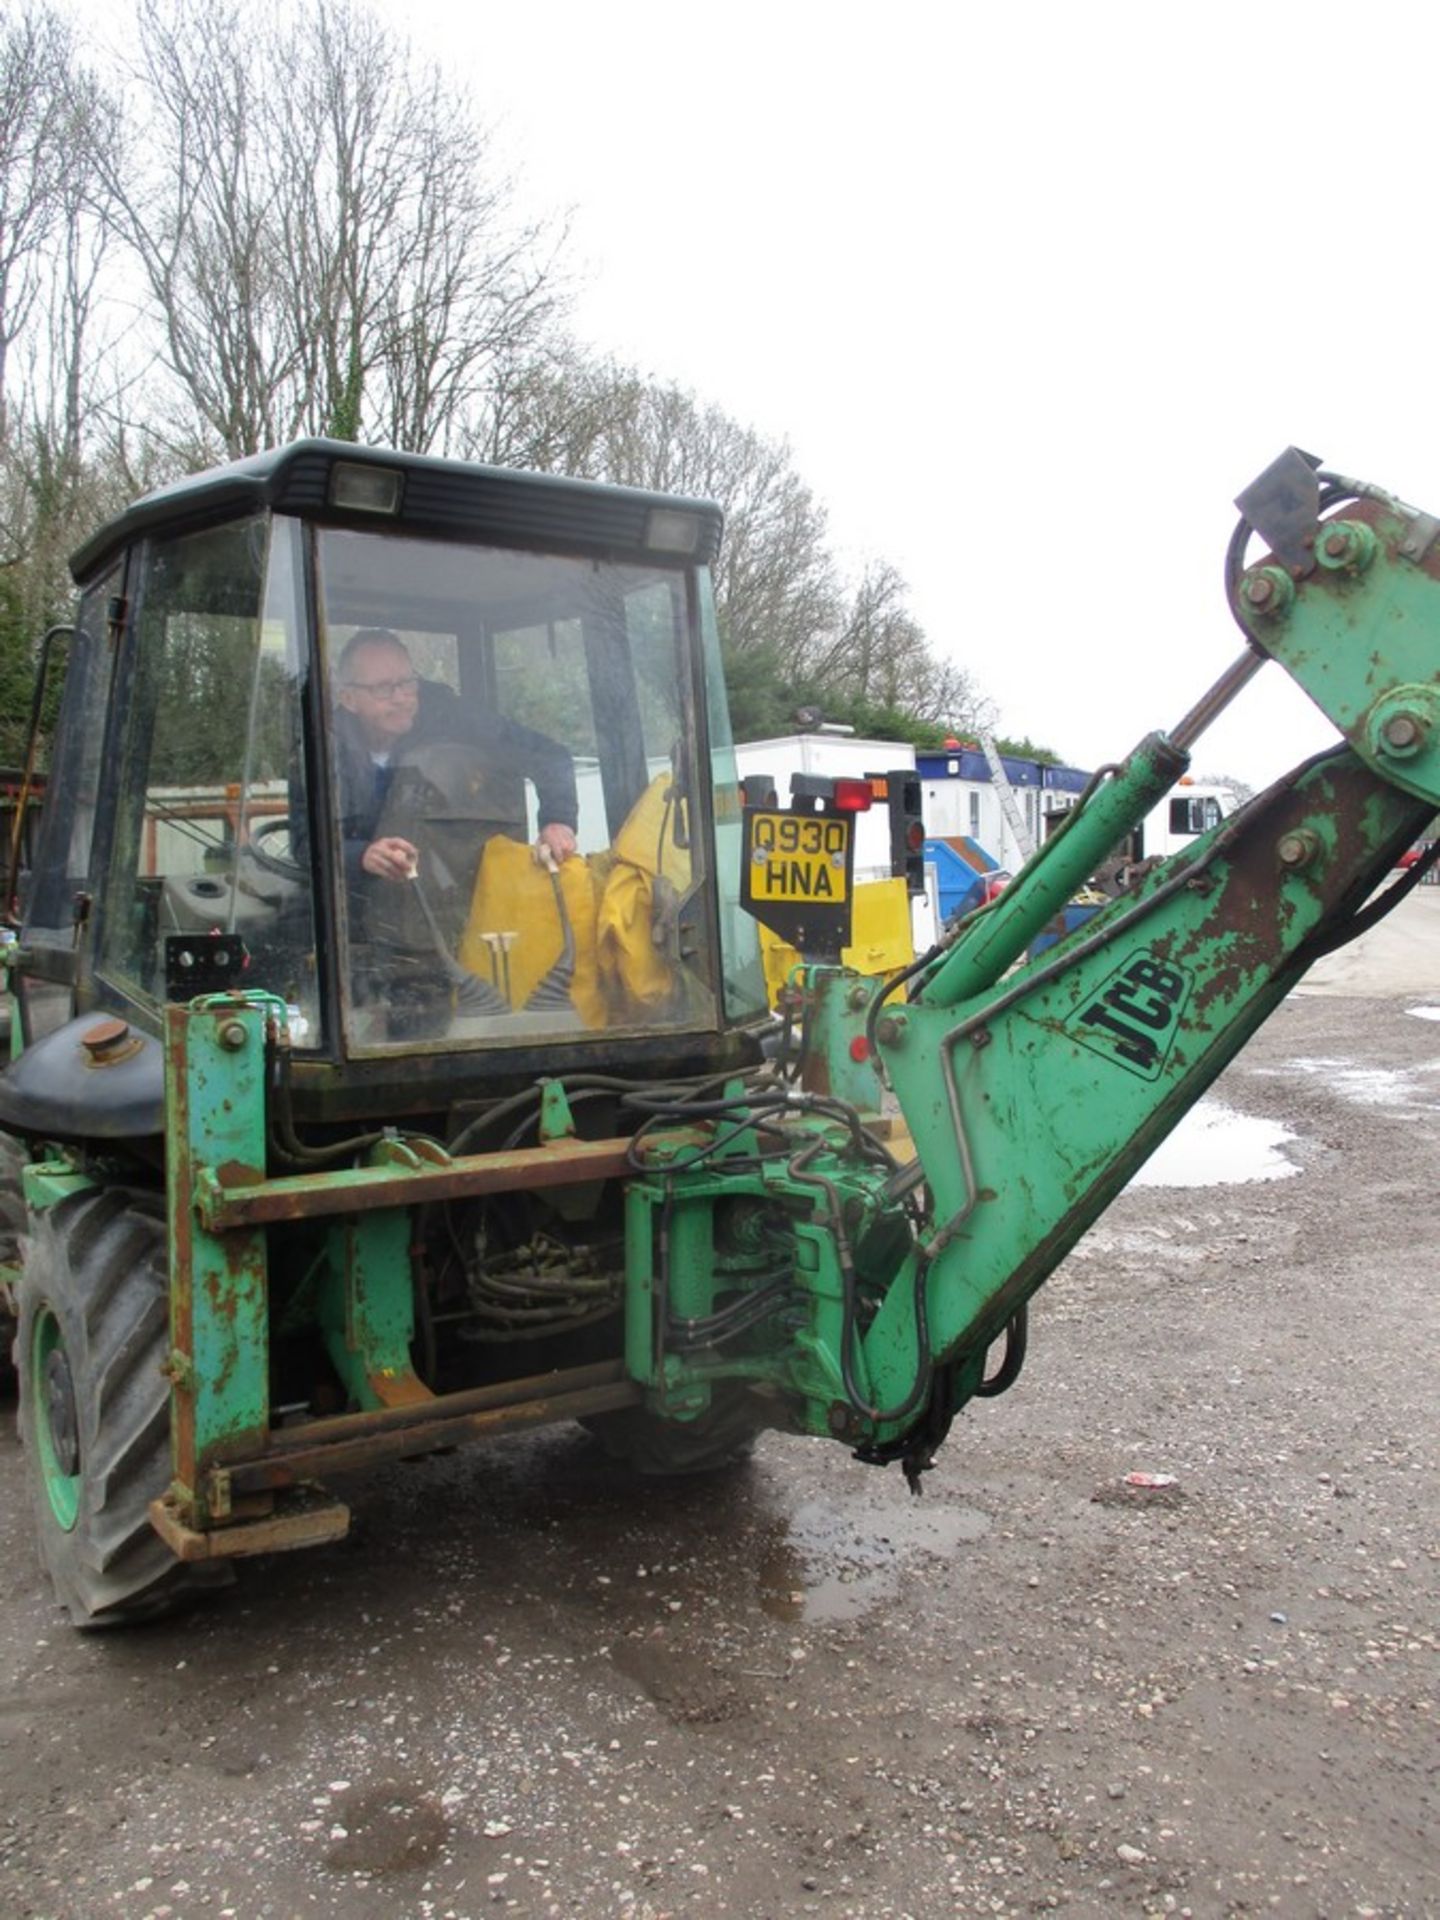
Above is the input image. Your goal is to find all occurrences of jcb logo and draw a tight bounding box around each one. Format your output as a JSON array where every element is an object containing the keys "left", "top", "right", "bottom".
[{"left": 1071, "top": 950, "right": 1191, "bottom": 1079}]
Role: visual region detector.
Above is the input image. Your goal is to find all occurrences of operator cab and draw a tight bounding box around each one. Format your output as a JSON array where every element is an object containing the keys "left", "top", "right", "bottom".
[{"left": 18, "top": 442, "right": 767, "bottom": 1103}]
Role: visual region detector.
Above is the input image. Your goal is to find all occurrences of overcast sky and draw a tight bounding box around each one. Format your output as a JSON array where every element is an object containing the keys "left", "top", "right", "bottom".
[{"left": 390, "top": 0, "right": 1440, "bottom": 788}]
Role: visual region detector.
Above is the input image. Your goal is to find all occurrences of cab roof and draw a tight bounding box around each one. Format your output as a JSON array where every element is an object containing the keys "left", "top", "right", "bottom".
[{"left": 70, "top": 438, "right": 725, "bottom": 583}]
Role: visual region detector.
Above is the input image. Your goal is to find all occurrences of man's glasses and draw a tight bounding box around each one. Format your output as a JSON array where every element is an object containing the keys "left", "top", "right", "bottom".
[{"left": 344, "top": 675, "right": 419, "bottom": 700}]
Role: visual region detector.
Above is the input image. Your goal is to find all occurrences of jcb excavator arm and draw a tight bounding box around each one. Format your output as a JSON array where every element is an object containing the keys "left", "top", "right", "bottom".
[{"left": 626, "top": 454, "right": 1439, "bottom": 1475}]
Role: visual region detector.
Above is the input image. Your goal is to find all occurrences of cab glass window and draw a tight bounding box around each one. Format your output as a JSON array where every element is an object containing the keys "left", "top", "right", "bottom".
[
  {"left": 315, "top": 527, "right": 733, "bottom": 1054},
  {"left": 96, "top": 517, "right": 320, "bottom": 1035},
  {"left": 17, "top": 569, "right": 122, "bottom": 1039},
  {"left": 22, "top": 568, "right": 119, "bottom": 937}
]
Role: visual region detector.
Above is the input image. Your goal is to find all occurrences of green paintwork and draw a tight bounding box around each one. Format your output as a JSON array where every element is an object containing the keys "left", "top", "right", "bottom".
[
  {"left": 860, "top": 751, "right": 1429, "bottom": 1422},
  {"left": 165, "top": 997, "right": 278, "bottom": 1520},
  {"left": 800, "top": 969, "right": 888, "bottom": 1110},
  {"left": 538, "top": 1079, "right": 576, "bottom": 1143},
  {"left": 1240, "top": 502, "right": 1440, "bottom": 807},
  {"left": 632, "top": 512, "right": 1440, "bottom": 1449},
  {"left": 29, "top": 1305, "right": 80, "bottom": 1530},
  {"left": 924, "top": 734, "right": 1186, "bottom": 1004},
  {"left": 22, "top": 1161, "right": 95, "bottom": 1212},
  {"left": 318, "top": 1211, "right": 416, "bottom": 1409}
]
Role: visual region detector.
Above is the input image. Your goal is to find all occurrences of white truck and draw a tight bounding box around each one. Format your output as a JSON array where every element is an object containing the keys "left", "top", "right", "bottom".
[{"left": 1140, "top": 777, "right": 1243, "bottom": 860}]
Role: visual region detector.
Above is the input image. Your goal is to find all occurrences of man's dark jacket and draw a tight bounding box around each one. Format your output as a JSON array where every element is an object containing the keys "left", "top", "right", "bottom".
[{"left": 334, "top": 678, "right": 578, "bottom": 885}]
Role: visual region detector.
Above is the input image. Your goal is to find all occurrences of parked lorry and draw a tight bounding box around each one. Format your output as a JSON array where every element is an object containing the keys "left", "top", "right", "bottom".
[
  {"left": 0, "top": 441, "right": 1435, "bottom": 1628},
  {"left": 1139, "top": 775, "right": 1244, "bottom": 860}
]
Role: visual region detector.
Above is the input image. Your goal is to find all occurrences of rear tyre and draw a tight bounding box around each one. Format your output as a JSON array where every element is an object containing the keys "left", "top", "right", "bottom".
[
  {"left": 583, "top": 1387, "right": 764, "bottom": 1476},
  {"left": 16, "top": 1186, "right": 221, "bottom": 1628},
  {"left": 0, "top": 1130, "right": 27, "bottom": 1394}
]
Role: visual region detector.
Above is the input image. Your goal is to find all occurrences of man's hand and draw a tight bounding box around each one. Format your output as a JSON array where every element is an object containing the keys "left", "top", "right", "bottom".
[
  {"left": 361, "top": 835, "right": 419, "bottom": 881},
  {"left": 535, "top": 822, "right": 578, "bottom": 866}
]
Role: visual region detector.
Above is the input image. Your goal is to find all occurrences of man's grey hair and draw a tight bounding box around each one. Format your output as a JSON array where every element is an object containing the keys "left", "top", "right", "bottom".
[{"left": 336, "top": 628, "right": 410, "bottom": 681}]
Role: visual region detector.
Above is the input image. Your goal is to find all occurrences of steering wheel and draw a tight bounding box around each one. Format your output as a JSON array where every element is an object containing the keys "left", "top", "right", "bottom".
[{"left": 245, "top": 815, "right": 305, "bottom": 882}]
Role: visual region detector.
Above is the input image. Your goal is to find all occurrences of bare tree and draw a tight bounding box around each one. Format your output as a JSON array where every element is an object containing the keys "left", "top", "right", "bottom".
[
  {"left": 0, "top": 5, "right": 136, "bottom": 698},
  {"left": 498, "top": 366, "right": 842, "bottom": 674},
  {"left": 95, "top": 0, "right": 563, "bottom": 458},
  {"left": 512, "top": 363, "right": 996, "bottom": 738},
  {"left": 814, "top": 560, "right": 995, "bottom": 732},
  {"left": 0, "top": 5, "right": 80, "bottom": 441}
]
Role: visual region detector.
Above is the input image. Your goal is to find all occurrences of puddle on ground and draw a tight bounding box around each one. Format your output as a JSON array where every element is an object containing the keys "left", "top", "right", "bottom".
[
  {"left": 756, "top": 1496, "right": 989, "bottom": 1623},
  {"left": 1131, "top": 1098, "right": 1301, "bottom": 1189}
]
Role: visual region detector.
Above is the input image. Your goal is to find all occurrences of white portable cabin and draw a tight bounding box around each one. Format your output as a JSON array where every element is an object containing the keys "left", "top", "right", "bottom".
[{"left": 914, "top": 745, "right": 1093, "bottom": 874}]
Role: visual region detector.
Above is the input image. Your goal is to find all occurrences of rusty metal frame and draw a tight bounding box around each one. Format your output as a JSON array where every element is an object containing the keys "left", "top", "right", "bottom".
[
  {"left": 216, "top": 1361, "right": 639, "bottom": 1502},
  {"left": 196, "top": 1134, "right": 641, "bottom": 1230}
]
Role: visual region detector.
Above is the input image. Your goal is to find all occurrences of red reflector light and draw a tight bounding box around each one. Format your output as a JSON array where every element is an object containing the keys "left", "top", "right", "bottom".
[
  {"left": 833, "top": 778, "right": 873, "bottom": 812},
  {"left": 905, "top": 820, "right": 926, "bottom": 851},
  {"left": 848, "top": 1035, "right": 871, "bottom": 1062}
]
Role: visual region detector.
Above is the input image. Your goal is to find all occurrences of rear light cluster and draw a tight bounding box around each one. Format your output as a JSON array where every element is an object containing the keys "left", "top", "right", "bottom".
[{"left": 831, "top": 778, "right": 874, "bottom": 813}]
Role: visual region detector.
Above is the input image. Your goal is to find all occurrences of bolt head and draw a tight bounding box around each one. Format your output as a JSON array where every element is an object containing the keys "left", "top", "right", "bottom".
[
  {"left": 219, "top": 1020, "right": 248, "bottom": 1051},
  {"left": 1277, "top": 832, "right": 1311, "bottom": 868},
  {"left": 1381, "top": 711, "right": 1422, "bottom": 751},
  {"left": 1243, "top": 574, "right": 1274, "bottom": 606}
]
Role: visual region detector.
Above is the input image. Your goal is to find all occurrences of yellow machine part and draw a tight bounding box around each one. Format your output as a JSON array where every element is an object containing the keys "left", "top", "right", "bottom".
[
  {"left": 457, "top": 776, "right": 694, "bottom": 1028},
  {"left": 460, "top": 837, "right": 608, "bottom": 1028},
  {"left": 759, "top": 875, "right": 915, "bottom": 1008},
  {"left": 595, "top": 773, "right": 691, "bottom": 1013}
]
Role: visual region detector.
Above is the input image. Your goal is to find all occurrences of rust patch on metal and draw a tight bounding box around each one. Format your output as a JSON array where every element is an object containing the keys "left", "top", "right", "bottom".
[
  {"left": 80, "top": 1017, "right": 144, "bottom": 1066},
  {"left": 227, "top": 1365, "right": 641, "bottom": 1496},
  {"left": 213, "top": 1157, "right": 266, "bottom": 1188},
  {"left": 150, "top": 1488, "right": 350, "bottom": 1560},
  {"left": 366, "top": 1367, "right": 434, "bottom": 1409},
  {"left": 200, "top": 1136, "right": 647, "bottom": 1229}
]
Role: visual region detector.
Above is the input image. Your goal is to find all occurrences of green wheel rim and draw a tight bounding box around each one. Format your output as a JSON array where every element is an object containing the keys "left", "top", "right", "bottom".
[{"left": 31, "top": 1307, "right": 81, "bottom": 1531}]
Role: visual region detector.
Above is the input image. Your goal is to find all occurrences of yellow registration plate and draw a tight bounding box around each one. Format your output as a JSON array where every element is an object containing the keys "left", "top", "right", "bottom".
[{"left": 747, "top": 811, "right": 850, "bottom": 903}]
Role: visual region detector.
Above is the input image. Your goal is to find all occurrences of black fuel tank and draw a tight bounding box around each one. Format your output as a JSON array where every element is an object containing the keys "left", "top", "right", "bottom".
[{"left": 0, "top": 1013, "right": 164, "bottom": 1140}]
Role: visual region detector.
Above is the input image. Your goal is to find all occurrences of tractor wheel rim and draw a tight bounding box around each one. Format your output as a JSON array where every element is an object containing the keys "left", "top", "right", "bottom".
[{"left": 31, "top": 1307, "right": 81, "bottom": 1530}]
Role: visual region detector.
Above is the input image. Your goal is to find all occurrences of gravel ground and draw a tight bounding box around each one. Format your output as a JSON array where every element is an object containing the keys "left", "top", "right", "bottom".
[{"left": 1, "top": 900, "right": 1436, "bottom": 1920}]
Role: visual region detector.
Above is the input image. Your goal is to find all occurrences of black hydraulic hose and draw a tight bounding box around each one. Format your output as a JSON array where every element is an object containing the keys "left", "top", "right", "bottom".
[
  {"left": 498, "top": 1085, "right": 615, "bottom": 1152},
  {"left": 446, "top": 1085, "right": 549, "bottom": 1157},
  {"left": 266, "top": 1026, "right": 385, "bottom": 1168},
  {"left": 975, "top": 1305, "right": 1029, "bottom": 1397},
  {"left": 785, "top": 1132, "right": 932, "bottom": 1428},
  {"left": 667, "top": 1282, "right": 799, "bottom": 1350},
  {"left": 625, "top": 1108, "right": 792, "bottom": 1176},
  {"left": 450, "top": 1067, "right": 764, "bottom": 1149},
  {"left": 1225, "top": 477, "right": 1368, "bottom": 631},
  {"left": 446, "top": 1066, "right": 776, "bottom": 1162},
  {"left": 1292, "top": 836, "right": 1440, "bottom": 964}
]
